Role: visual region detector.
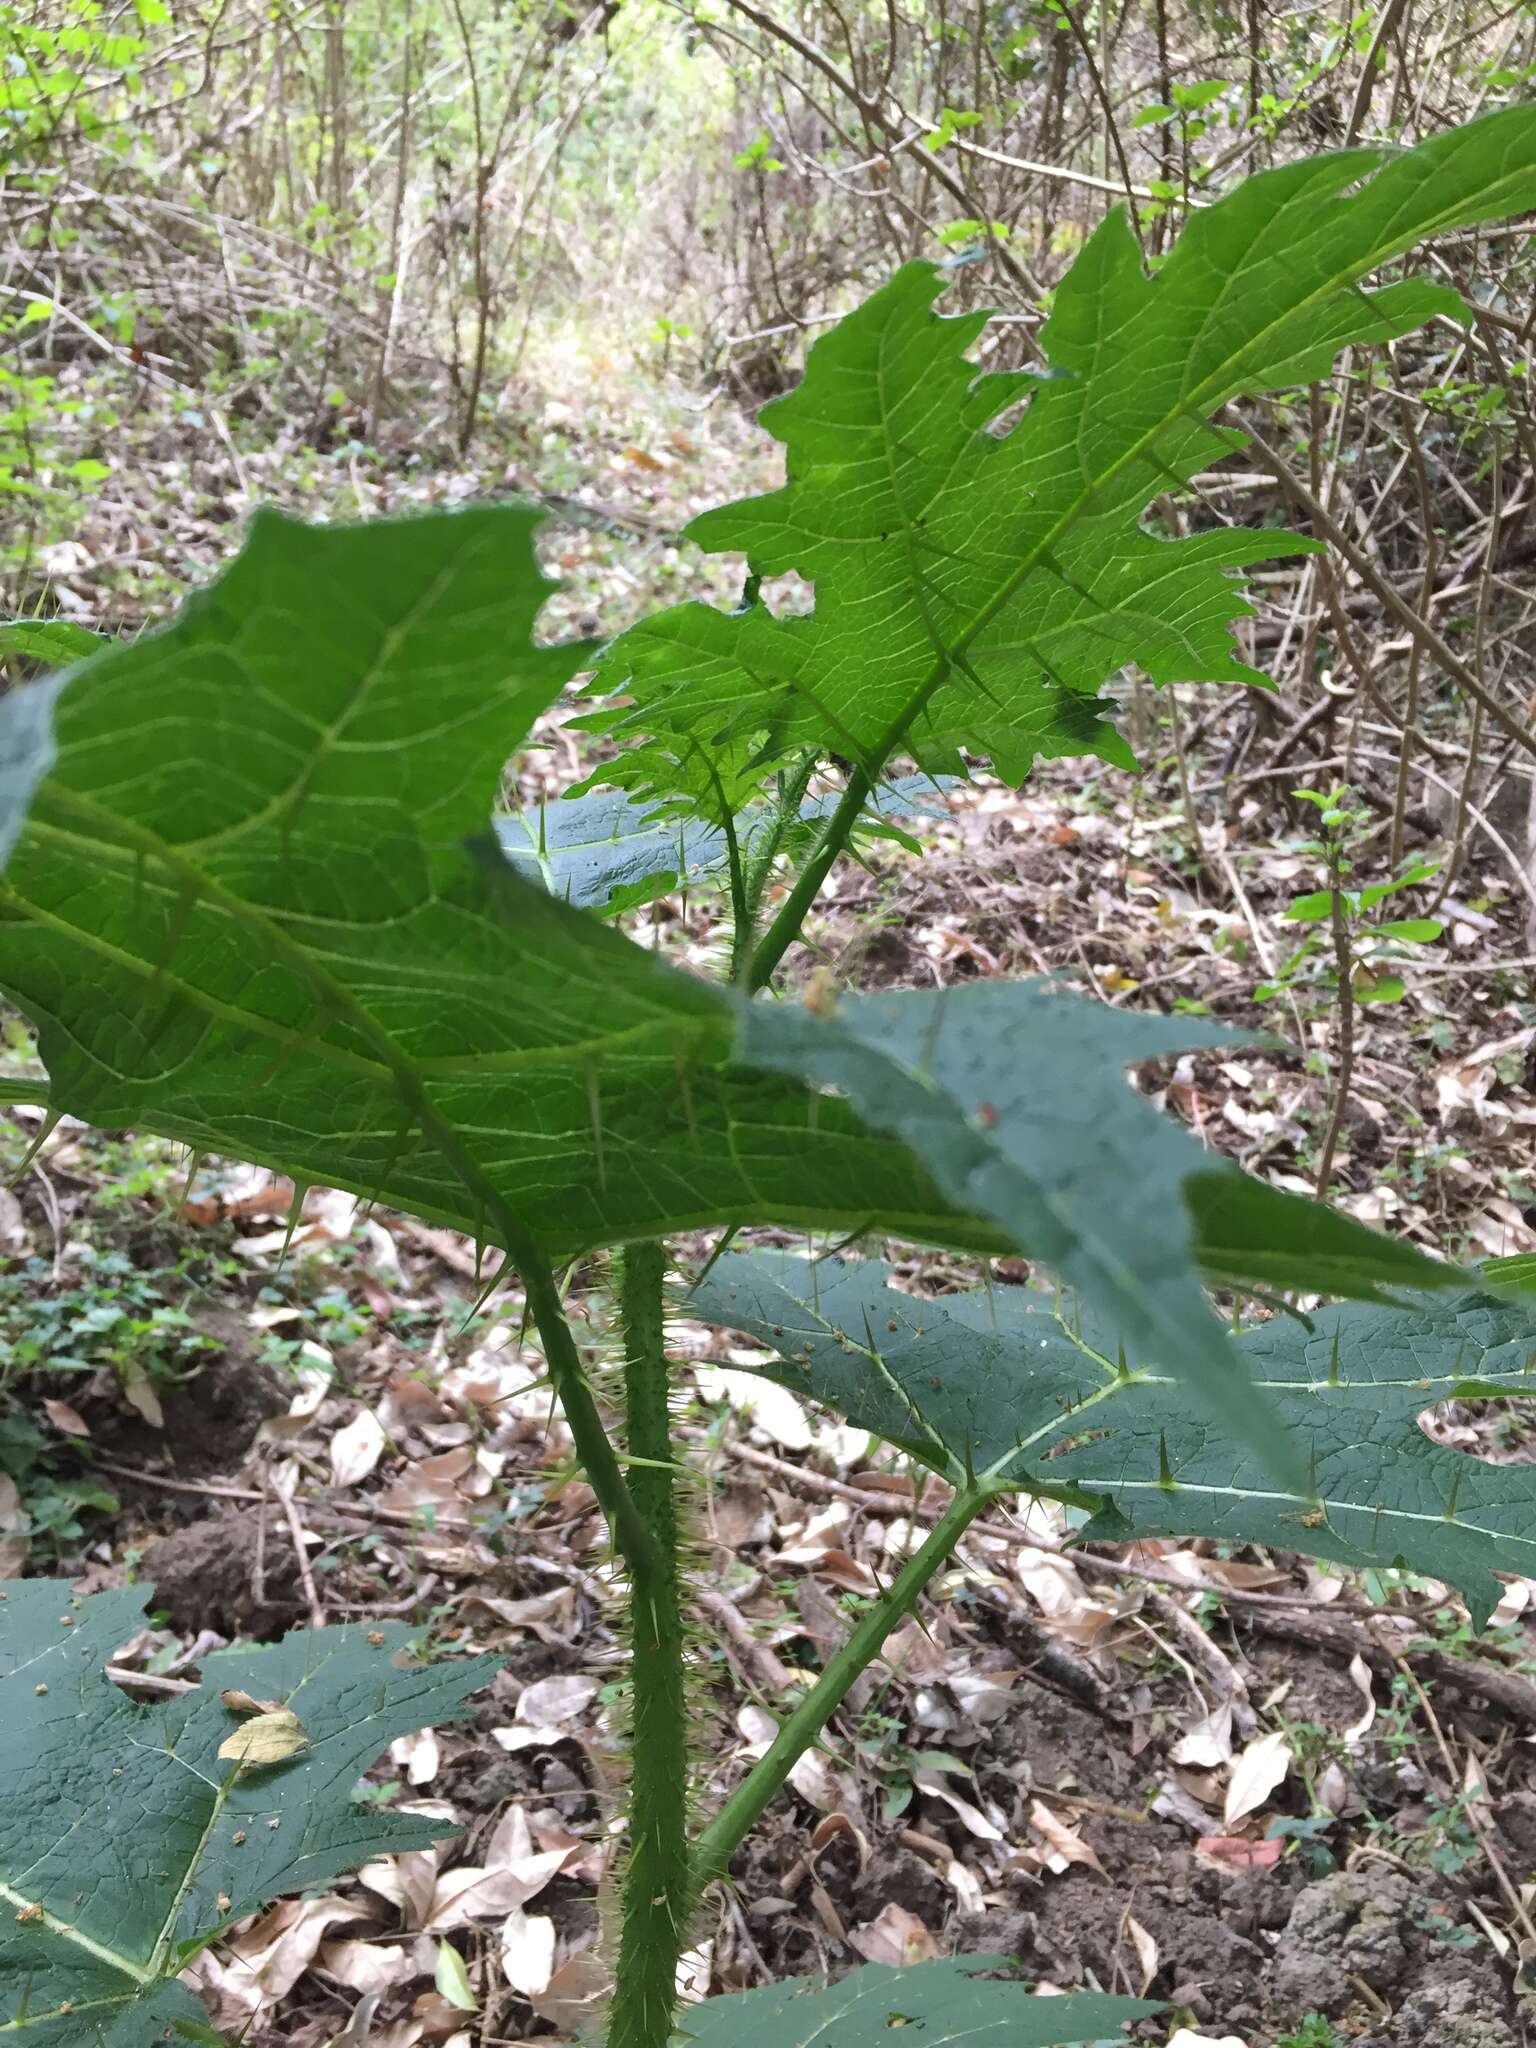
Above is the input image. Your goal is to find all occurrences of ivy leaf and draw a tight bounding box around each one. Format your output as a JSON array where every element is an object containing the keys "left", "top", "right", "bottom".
[
  {"left": 690, "top": 1251, "right": 1536, "bottom": 1625},
  {"left": 0, "top": 1581, "right": 498, "bottom": 2041},
  {"left": 580, "top": 112, "right": 1536, "bottom": 820},
  {"left": 674, "top": 1957, "right": 1155, "bottom": 2047},
  {"left": 739, "top": 982, "right": 1448, "bottom": 1478}
]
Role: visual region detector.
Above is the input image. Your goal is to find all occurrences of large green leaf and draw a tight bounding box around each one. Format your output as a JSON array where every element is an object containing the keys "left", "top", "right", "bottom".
[
  {"left": 0, "top": 509, "right": 974, "bottom": 1259},
  {"left": 581, "top": 113, "right": 1536, "bottom": 819},
  {"left": 0, "top": 670, "right": 61, "bottom": 867},
  {"left": 674, "top": 1957, "right": 1154, "bottom": 2047},
  {"left": 497, "top": 776, "right": 953, "bottom": 914},
  {"left": 0, "top": 1580, "right": 498, "bottom": 2040},
  {"left": 689, "top": 1250, "right": 1536, "bottom": 1625},
  {"left": 0, "top": 509, "right": 1460, "bottom": 1476},
  {"left": 740, "top": 984, "right": 1441, "bottom": 1481}
]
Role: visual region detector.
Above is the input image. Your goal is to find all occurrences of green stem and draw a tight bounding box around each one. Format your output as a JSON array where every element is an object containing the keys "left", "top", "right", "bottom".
[
  {"left": 733, "top": 751, "right": 819, "bottom": 984},
  {"left": 746, "top": 765, "right": 872, "bottom": 991},
  {"left": 524, "top": 1257, "right": 666, "bottom": 1586},
  {"left": 609, "top": 1241, "right": 691, "bottom": 2048},
  {"left": 689, "top": 1484, "right": 991, "bottom": 1895}
]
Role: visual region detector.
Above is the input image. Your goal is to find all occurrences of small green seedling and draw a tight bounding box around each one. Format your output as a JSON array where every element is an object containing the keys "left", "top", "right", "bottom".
[{"left": 1257, "top": 786, "right": 1443, "bottom": 1012}]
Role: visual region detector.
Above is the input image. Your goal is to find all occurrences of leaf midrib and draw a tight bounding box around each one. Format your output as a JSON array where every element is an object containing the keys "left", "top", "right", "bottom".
[{"left": 0, "top": 1880, "right": 151, "bottom": 1989}]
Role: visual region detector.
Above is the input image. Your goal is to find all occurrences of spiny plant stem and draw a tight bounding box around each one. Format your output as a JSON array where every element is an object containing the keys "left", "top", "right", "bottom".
[
  {"left": 689, "top": 1484, "right": 991, "bottom": 1896},
  {"left": 609, "top": 1240, "right": 691, "bottom": 2048},
  {"left": 734, "top": 751, "right": 819, "bottom": 983},
  {"left": 747, "top": 766, "right": 872, "bottom": 990}
]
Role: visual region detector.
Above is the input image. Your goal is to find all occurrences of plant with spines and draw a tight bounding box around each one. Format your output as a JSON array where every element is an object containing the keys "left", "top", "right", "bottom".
[{"left": 4, "top": 111, "right": 1536, "bottom": 2047}]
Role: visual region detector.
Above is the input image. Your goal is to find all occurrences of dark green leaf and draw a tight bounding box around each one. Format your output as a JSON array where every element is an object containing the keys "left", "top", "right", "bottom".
[
  {"left": 0, "top": 1580, "right": 498, "bottom": 2038},
  {"left": 739, "top": 983, "right": 1451, "bottom": 1477},
  {"left": 690, "top": 1251, "right": 1536, "bottom": 1625},
  {"left": 673, "top": 1957, "right": 1154, "bottom": 2047}
]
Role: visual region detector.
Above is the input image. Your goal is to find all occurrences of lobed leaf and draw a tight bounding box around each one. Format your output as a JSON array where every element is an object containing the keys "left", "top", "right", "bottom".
[
  {"left": 673, "top": 1956, "right": 1155, "bottom": 2047},
  {"left": 581, "top": 112, "right": 1536, "bottom": 821},
  {"left": 740, "top": 983, "right": 1447, "bottom": 1479},
  {"left": 690, "top": 1250, "right": 1536, "bottom": 1625},
  {"left": 496, "top": 776, "right": 950, "bottom": 914},
  {"left": 0, "top": 1581, "right": 498, "bottom": 2039}
]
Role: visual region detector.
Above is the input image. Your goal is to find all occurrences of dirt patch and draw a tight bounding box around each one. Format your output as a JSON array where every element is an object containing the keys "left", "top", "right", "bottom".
[
  {"left": 141, "top": 1507, "right": 303, "bottom": 1638},
  {"left": 1272, "top": 1866, "right": 1412, "bottom": 2013},
  {"left": 1279, "top": 1871, "right": 1516, "bottom": 2048},
  {"left": 100, "top": 1303, "right": 286, "bottom": 1482},
  {"left": 709, "top": 1653, "right": 1526, "bottom": 2047}
]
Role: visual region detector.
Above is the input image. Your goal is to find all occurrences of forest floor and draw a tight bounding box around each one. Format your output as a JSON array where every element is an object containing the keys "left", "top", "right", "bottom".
[{"left": 4, "top": 342, "right": 1536, "bottom": 2048}]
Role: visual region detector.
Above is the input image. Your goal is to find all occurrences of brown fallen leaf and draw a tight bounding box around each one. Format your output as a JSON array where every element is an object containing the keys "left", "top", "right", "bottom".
[
  {"left": 0, "top": 1476, "right": 29, "bottom": 1576},
  {"left": 1170, "top": 1702, "right": 1235, "bottom": 1769},
  {"left": 1224, "top": 1728, "right": 1291, "bottom": 1825},
  {"left": 221, "top": 1689, "right": 284, "bottom": 1716},
  {"left": 426, "top": 1806, "right": 571, "bottom": 1928},
  {"left": 185, "top": 1895, "right": 357, "bottom": 2025},
  {"left": 527, "top": 1946, "right": 610, "bottom": 2033},
  {"left": 218, "top": 1705, "right": 309, "bottom": 1767},
  {"left": 321, "top": 1939, "right": 414, "bottom": 1996},
  {"left": 330, "top": 1405, "right": 388, "bottom": 1487},
  {"left": 1028, "top": 1798, "right": 1107, "bottom": 1876},
  {"left": 1123, "top": 1910, "right": 1159, "bottom": 1995},
  {"left": 41, "top": 1398, "right": 90, "bottom": 1437},
  {"left": 1195, "top": 1834, "right": 1283, "bottom": 1871},
  {"left": 390, "top": 1727, "right": 441, "bottom": 1788},
  {"left": 848, "top": 1902, "right": 942, "bottom": 1967},
  {"left": 499, "top": 1906, "right": 557, "bottom": 1996},
  {"left": 119, "top": 1359, "right": 163, "bottom": 1427}
]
